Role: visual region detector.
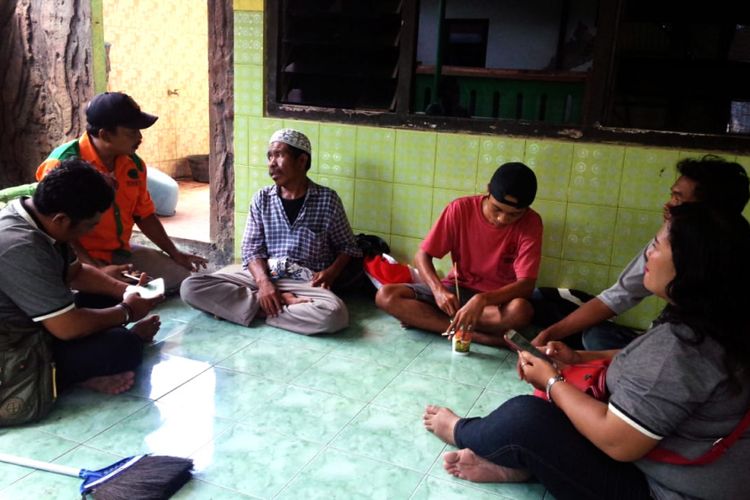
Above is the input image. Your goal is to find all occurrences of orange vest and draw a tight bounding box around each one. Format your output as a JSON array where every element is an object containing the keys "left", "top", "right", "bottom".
[{"left": 35, "top": 133, "right": 155, "bottom": 263}]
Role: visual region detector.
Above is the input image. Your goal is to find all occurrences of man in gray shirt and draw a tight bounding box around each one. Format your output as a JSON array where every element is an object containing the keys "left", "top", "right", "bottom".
[
  {"left": 0, "top": 159, "right": 163, "bottom": 424},
  {"left": 533, "top": 155, "right": 749, "bottom": 349}
]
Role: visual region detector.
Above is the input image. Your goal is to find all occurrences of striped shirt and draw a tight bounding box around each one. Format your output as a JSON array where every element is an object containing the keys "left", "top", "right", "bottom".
[{"left": 241, "top": 181, "right": 361, "bottom": 273}]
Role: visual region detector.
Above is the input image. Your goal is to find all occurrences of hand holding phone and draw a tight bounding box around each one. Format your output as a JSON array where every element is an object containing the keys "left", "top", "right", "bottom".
[{"left": 504, "top": 329, "right": 553, "bottom": 364}]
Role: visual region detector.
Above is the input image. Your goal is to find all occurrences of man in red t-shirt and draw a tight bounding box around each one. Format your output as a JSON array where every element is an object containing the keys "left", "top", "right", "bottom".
[{"left": 376, "top": 162, "right": 543, "bottom": 347}]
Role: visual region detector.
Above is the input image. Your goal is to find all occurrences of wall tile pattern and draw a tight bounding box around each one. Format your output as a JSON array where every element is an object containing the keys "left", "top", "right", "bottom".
[
  {"left": 233, "top": 9, "right": 750, "bottom": 329},
  {"left": 103, "top": 0, "right": 210, "bottom": 176}
]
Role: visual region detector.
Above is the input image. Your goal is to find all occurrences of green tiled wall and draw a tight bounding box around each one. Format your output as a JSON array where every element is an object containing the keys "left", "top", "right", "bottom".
[{"left": 233, "top": 8, "right": 749, "bottom": 330}]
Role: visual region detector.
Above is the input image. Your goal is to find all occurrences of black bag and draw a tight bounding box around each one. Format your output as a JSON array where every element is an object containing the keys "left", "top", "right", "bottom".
[
  {"left": 530, "top": 287, "right": 594, "bottom": 328},
  {"left": 0, "top": 324, "right": 56, "bottom": 426},
  {"left": 355, "top": 233, "right": 390, "bottom": 258}
]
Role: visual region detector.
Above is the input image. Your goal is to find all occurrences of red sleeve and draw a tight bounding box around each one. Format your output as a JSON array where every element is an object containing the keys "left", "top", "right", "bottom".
[
  {"left": 513, "top": 212, "right": 543, "bottom": 280},
  {"left": 420, "top": 202, "right": 456, "bottom": 259}
]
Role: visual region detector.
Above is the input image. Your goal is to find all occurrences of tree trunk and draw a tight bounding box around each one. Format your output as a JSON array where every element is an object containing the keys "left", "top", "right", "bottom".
[
  {"left": 0, "top": 0, "right": 94, "bottom": 188},
  {"left": 207, "top": 0, "right": 234, "bottom": 264}
]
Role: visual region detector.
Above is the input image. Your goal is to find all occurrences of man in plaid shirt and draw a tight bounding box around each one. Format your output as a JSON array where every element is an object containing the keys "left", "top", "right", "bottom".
[{"left": 180, "top": 129, "right": 361, "bottom": 334}]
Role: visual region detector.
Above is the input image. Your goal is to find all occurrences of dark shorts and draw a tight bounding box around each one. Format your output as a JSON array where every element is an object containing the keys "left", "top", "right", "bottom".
[{"left": 405, "top": 282, "right": 479, "bottom": 308}]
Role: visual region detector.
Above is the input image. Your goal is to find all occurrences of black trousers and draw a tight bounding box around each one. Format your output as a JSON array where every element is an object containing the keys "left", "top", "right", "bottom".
[{"left": 51, "top": 293, "right": 143, "bottom": 390}]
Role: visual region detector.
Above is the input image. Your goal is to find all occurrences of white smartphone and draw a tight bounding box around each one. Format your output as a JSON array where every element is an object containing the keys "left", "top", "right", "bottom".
[{"left": 125, "top": 277, "right": 165, "bottom": 299}]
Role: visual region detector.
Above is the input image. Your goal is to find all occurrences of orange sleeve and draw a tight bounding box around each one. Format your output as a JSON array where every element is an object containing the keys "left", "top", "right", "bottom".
[{"left": 35, "top": 159, "right": 61, "bottom": 181}]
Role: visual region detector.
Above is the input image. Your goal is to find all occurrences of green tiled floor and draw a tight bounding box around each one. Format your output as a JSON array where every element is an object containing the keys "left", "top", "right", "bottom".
[{"left": 0, "top": 298, "right": 554, "bottom": 499}]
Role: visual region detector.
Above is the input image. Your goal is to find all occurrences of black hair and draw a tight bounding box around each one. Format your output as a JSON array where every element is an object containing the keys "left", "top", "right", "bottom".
[
  {"left": 286, "top": 144, "right": 312, "bottom": 171},
  {"left": 86, "top": 124, "right": 118, "bottom": 138},
  {"left": 677, "top": 155, "right": 749, "bottom": 214},
  {"left": 657, "top": 203, "right": 750, "bottom": 388},
  {"left": 33, "top": 158, "right": 114, "bottom": 224}
]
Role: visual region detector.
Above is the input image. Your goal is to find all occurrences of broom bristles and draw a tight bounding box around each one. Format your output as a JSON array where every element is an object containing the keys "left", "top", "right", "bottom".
[{"left": 86, "top": 455, "right": 193, "bottom": 500}]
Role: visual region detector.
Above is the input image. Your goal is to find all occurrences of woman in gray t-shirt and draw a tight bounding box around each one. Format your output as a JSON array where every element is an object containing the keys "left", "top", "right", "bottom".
[{"left": 423, "top": 204, "right": 750, "bottom": 500}]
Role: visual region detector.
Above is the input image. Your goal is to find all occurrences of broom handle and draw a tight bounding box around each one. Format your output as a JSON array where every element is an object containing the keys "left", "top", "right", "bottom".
[{"left": 0, "top": 452, "right": 81, "bottom": 477}]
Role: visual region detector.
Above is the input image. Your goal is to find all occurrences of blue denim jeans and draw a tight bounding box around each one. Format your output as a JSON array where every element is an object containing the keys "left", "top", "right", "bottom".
[{"left": 453, "top": 396, "right": 651, "bottom": 500}]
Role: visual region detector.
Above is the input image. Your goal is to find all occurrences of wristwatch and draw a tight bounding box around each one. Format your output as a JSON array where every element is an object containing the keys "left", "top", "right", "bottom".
[{"left": 545, "top": 374, "right": 566, "bottom": 403}]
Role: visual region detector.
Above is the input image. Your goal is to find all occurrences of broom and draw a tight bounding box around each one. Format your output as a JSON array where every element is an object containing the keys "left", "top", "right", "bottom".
[{"left": 0, "top": 452, "right": 193, "bottom": 499}]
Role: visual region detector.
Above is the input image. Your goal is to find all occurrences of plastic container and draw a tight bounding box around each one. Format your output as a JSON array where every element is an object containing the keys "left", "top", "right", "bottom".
[{"left": 452, "top": 329, "right": 472, "bottom": 355}]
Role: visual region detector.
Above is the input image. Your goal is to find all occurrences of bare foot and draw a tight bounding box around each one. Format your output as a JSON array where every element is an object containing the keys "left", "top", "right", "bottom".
[
  {"left": 79, "top": 371, "right": 135, "bottom": 394},
  {"left": 423, "top": 405, "right": 460, "bottom": 446},
  {"left": 130, "top": 314, "right": 161, "bottom": 342},
  {"left": 444, "top": 449, "right": 531, "bottom": 483},
  {"left": 281, "top": 292, "right": 312, "bottom": 306}
]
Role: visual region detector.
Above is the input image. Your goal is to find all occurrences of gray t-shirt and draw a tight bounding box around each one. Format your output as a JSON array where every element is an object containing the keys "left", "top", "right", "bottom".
[
  {"left": 0, "top": 199, "right": 76, "bottom": 333},
  {"left": 597, "top": 241, "right": 652, "bottom": 315},
  {"left": 607, "top": 322, "right": 750, "bottom": 500}
]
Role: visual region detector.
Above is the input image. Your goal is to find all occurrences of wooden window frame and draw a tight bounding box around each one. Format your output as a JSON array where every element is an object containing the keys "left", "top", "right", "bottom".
[{"left": 264, "top": 0, "right": 750, "bottom": 153}]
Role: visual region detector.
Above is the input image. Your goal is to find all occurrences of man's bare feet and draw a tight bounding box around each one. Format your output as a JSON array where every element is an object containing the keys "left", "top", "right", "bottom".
[
  {"left": 79, "top": 371, "right": 135, "bottom": 394},
  {"left": 423, "top": 405, "right": 460, "bottom": 446},
  {"left": 130, "top": 314, "right": 161, "bottom": 342},
  {"left": 281, "top": 292, "right": 312, "bottom": 306},
  {"left": 444, "top": 449, "right": 531, "bottom": 483}
]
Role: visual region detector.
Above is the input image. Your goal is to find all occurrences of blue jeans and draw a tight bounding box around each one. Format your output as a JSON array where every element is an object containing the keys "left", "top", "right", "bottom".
[
  {"left": 582, "top": 322, "right": 641, "bottom": 350},
  {"left": 453, "top": 396, "right": 651, "bottom": 500}
]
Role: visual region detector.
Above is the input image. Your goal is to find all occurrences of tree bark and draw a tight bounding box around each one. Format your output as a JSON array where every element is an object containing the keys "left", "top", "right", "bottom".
[
  {"left": 207, "top": 0, "right": 234, "bottom": 264},
  {"left": 0, "top": 0, "right": 94, "bottom": 188}
]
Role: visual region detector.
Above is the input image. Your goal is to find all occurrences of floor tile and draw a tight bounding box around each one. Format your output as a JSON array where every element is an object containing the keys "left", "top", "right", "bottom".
[
  {"left": 276, "top": 448, "right": 423, "bottom": 499},
  {"left": 329, "top": 322, "right": 432, "bottom": 369},
  {"left": 173, "top": 478, "right": 257, "bottom": 499},
  {"left": 158, "top": 367, "right": 287, "bottom": 422},
  {"left": 239, "top": 385, "right": 366, "bottom": 444},
  {"left": 158, "top": 314, "right": 261, "bottom": 363},
  {"left": 217, "top": 339, "right": 327, "bottom": 382},
  {"left": 84, "top": 399, "right": 232, "bottom": 458},
  {"left": 412, "top": 475, "right": 515, "bottom": 499},
  {"left": 486, "top": 356, "right": 535, "bottom": 401},
  {"left": 0, "top": 428, "right": 78, "bottom": 489},
  {"left": 372, "top": 372, "right": 484, "bottom": 417},
  {"left": 27, "top": 389, "right": 150, "bottom": 442},
  {"left": 192, "top": 423, "right": 321, "bottom": 498},
  {"left": 0, "top": 296, "right": 556, "bottom": 499},
  {"left": 292, "top": 353, "right": 402, "bottom": 401},
  {"left": 405, "top": 341, "right": 506, "bottom": 388},
  {"left": 331, "top": 404, "right": 446, "bottom": 472},
  {"left": 129, "top": 350, "right": 212, "bottom": 400}
]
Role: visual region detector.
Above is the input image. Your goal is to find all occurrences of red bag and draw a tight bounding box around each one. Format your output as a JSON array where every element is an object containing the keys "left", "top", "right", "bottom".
[{"left": 534, "top": 358, "right": 610, "bottom": 402}]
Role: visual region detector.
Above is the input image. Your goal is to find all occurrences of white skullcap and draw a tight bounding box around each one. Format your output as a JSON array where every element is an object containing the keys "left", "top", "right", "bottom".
[{"left": 269, "top": 128, "right": 311, "bottom": 155}]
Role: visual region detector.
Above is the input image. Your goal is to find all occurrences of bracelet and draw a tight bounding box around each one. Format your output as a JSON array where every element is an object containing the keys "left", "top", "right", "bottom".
[
  {"left": 545, "top": 374, "right": 566, "bottom": 404},
  {"left": 117, "top": 302, "right": 134, "bottom": 325}
]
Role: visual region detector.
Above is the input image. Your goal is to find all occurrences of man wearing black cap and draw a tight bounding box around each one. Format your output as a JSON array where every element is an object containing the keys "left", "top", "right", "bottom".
[
  {"left": 376, "top": 162, "right": 543, "bottom": 347},
  {"left": 36, "top": 92, "right": 206, "bottom": 292}
]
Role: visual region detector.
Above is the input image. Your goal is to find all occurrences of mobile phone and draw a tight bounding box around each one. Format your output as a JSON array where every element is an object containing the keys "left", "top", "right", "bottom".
[
  {"left": 125, "top": 277, "right": 165, "bottom": 299},
  {"left": 504, "top": 329, "right": 553, "bottom": 363}
]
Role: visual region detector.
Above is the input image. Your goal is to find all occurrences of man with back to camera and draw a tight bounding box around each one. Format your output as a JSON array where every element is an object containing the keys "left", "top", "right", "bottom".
[
  {"left": 532, "top": 155, "right": 750, "bottom": 350},
  {"left": 36, "top": 92, "right": 207, "bottom": 293},
  {"left": 376, "top": 162, "right": 543, "bottom": 347},
  {"left": 180, "top": 128, "right": 362, "bottom": 335},
  {"left": 0, "top": 160, "right": 163, "bottom": 425}
]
